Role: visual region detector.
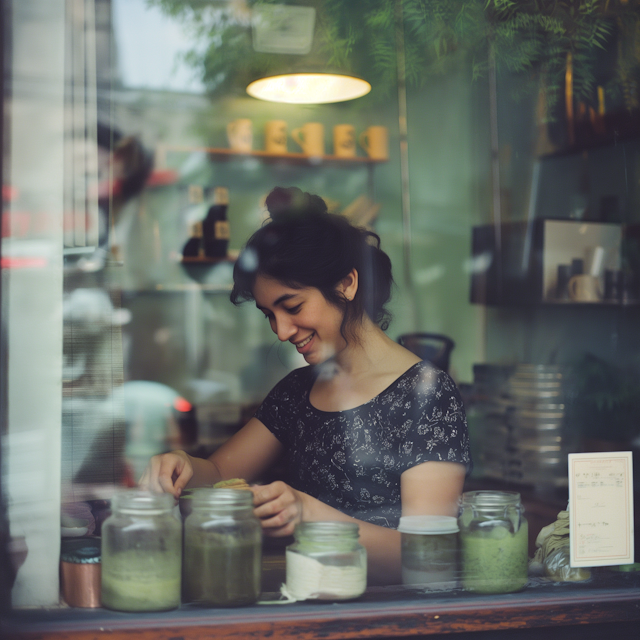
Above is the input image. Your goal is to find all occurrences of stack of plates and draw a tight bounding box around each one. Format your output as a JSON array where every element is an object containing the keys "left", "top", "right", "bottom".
[
  {"left": 470, "top": 365, "right": 513, "bottom": 481},
  {"left": 471, "top": 364, "right": 568, "bottom": 487}
]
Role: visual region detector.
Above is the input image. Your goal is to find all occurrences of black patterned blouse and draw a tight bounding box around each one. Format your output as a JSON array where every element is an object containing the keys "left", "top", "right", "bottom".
[{"left": 254, "top": 361, "right": 471, "bottom": 529}]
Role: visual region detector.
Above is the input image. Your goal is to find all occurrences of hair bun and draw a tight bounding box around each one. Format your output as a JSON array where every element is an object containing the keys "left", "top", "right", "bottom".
[{"left": 265, "top": 186, "right": 328, "bottom": 221}]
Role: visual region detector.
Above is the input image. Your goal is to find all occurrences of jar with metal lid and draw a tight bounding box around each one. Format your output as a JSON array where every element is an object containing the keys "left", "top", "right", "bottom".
[
  {"left": 398, "top": 515, "right": 458, "bottom": 588},
  {"left": 183, "top": 488, "right": 262, "bottom": 607},
  {"left": 458, "top": 490, "right": 529, "bottom": 594},
  {"left": 60, "top": 538, "right": 101, "bottom": 608},
  {"left": 101, "top": 490, "right": 181, "bottom": 612},
  {"left": 285, "top": 521, "right": 367, "bottom": 601}
]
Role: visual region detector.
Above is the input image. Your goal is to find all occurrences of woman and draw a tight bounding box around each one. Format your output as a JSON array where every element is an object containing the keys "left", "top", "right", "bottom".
[{"left": 140, "top": 186, "right": 471, "bottom": 584}]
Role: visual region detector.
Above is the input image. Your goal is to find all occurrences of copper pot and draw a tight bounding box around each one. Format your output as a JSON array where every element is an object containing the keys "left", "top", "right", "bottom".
[{"left": 60, "top": 538, "right": 101, "bottom": 608}]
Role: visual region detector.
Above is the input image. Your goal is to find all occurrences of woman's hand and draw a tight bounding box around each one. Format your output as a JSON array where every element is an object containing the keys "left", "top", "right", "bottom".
[
  {"left": 250, "top": 481, "right": 305, "bottom": 537},
  {"left": 138, "top": 450, "right": 193, "bottom": 498}
]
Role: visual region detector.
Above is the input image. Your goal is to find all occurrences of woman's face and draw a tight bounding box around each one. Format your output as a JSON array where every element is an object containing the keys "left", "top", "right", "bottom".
[{"left": 252, "top": 274, "right": 347, "bottom": 364}]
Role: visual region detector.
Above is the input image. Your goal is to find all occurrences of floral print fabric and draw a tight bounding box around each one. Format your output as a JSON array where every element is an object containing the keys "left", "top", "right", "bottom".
[{"left": 254, "top": 361, "right": 471, "bottom": 528}]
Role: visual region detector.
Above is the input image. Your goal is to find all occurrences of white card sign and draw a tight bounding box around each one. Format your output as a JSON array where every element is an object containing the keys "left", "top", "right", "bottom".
[{"left": 568, "top": 451, "right": 634, "bottom": 567}]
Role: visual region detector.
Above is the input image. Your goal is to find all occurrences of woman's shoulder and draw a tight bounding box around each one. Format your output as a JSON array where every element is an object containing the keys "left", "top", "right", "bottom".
[
  {"left": 392, "top": 360, "right": 459, "bottom": 397},
  {"left": 266, "top": 365, "right": 316, "bottom": 396},
  {"left": 254, "top": 366, "right": 315, "bottom": 426},
  {"left": 393, "top": 358, "right": 437, "bottom": 383}
]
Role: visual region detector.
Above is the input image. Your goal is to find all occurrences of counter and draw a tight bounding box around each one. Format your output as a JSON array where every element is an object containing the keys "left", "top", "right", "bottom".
[
  {"left": 4, "top": 569, "right": 639, "bottom": 640},
  {"left": 5, "top": 479, "right": 638, "bottom": 640}
]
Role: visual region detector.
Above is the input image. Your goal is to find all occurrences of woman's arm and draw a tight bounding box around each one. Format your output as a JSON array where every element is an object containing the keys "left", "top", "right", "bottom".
[
  {"left": 401, "top": 460, "right": 466, "bottom": 517},
  {"left": 139, "top": 418, "right": 283, "bottom": 498},
  {"left": 251, "top": 460, "right": 465, "bottom": 585},
  {"left": 251, "top": 481, "right": 402, "bottom": 585}
]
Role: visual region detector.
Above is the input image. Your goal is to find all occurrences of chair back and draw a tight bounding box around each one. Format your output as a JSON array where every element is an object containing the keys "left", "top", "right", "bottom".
[{"left": 397, "top": 333, "right": 455, "bottom": 372}]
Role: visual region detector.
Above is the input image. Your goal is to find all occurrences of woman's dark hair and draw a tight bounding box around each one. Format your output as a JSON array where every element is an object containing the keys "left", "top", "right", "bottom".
[{"left": 231, "top": 186, "right": 393, "bottom": 341}]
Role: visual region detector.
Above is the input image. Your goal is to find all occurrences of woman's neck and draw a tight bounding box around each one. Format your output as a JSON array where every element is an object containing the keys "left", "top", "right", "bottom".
[
  {"left": 331, "top": 320, "right": 415, "bottom": 378},
  {"left": 310, "top": 321, "right": 421, "bottom": 412}
]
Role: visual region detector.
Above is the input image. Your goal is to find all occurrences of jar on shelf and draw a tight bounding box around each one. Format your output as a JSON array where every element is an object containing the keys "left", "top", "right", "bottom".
[
  {"left": 60, "top": 538, "right": 101, "bottom": 608},
  {"left": 101, "top": 490, "right": 181, "bottom": 612},
  {"left": 458, "top": 490, "right": 529, "bottom": 594},
  {"left": 285, "top": 521, "right": 367, "bottom": 601},
  {"left": 398, "top": 515, "right": 459, "bottom": 589},
  {"left": 182, "top": 488, "right": 262, "bottom": 607}
]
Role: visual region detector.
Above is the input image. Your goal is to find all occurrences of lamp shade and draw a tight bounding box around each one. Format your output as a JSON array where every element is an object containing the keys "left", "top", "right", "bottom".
[{"left": 246, "top": 72, "right": 371, "bottom": 104}]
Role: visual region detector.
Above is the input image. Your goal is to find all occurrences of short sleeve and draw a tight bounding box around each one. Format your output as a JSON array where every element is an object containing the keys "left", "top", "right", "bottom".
[
  {"left": 253, "top": 366, "right": 313, "bottom": 446},
  {"left": 394, "top": 366, "right": 472, "bottom": 474}
]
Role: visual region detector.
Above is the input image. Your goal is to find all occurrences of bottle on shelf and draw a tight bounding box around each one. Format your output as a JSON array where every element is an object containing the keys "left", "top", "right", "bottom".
[
  {"left": 181, "top": 220, "right": 204, "bottom": 259},
  {"left": 202, "top": 187, "right": 230, "bottom": 259}
]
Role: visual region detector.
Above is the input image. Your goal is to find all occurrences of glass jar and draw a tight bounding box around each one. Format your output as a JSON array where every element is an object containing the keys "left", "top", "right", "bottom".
[
  {"left": 398, "top": 515, "right": 458, "bottom": 588},
  {"left": 101, "top": 490, "right": 181, "bottom": 612},
  {"left": 182, "top": 488, "right": 262, "bottom": 607},
  {"left": 60, "top": 538, "right": 101, "bottom": 608},
  {"left": 458, "top": 490, "right": 529, "bottom": 594},
  {"left": 285, "top": 521, "right": 367, "bottom": 601}
]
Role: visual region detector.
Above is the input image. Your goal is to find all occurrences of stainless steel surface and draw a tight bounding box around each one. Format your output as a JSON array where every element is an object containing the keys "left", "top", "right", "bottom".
[
  {"left": 472, "top": 364, "right": 569, "bottom": 486},
  {"left": 60, "top": 561, "right": 101, "bottom": 608}
]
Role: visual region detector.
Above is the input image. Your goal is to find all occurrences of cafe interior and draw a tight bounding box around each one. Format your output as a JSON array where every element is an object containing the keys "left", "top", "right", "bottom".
[{"left": 2, "top": 1, "right": 640, "bottom": 638}]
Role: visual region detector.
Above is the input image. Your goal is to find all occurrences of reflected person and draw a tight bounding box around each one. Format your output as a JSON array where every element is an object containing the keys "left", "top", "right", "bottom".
[{"left": 140, "top": 186, "right": 472, "bottom": 584}]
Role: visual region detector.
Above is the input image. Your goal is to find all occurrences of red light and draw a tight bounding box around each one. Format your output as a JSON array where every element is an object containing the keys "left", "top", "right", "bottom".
[
  {"left": 146, "top": 170, "right": 178, "bottom": 187},
  {"left": 2, "top": 185, "right": 19, "bottom": 201},
  {"left": 1, "top": 256, "right": 48, "bottom": 269},
  {"left": 173, "top": 397, "right": 192, "bottom": 412}
]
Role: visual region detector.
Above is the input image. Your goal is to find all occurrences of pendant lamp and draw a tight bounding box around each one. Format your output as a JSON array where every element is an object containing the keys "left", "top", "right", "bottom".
[
  {"left": 246, "top": 70, "right": 371, "bottom": 104},
  {"left": 247, "top": 5, "right": 369, "bottom": 104}
]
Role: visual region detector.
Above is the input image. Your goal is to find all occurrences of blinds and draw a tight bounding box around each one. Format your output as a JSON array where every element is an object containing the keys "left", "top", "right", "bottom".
[{"left": 64, "top": 0, "right": 100, "bottom": 249}]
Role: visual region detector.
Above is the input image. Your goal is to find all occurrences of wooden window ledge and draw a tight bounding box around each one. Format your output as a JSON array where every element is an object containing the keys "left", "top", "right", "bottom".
[{"left": 4, "top": 569, "right": 639, "bottom": 640}]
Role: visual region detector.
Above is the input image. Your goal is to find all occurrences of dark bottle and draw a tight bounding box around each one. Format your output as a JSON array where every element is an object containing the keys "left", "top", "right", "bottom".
[
  {"left": 202, "top": 187, "right": 230, "bottom": 258},
  {"left": 182, "top": 221, "right": 204, "bottom": 259}
]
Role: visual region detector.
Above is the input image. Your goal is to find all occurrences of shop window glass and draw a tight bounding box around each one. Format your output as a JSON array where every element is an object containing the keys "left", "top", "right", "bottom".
[{"left": 1, "top": 0, "right": 639, "bottom": 625}]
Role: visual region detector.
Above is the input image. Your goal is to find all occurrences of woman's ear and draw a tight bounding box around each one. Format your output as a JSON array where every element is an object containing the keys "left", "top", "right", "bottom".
[{"left": 340, "top": 269, "right": 359, "bottom": 301}]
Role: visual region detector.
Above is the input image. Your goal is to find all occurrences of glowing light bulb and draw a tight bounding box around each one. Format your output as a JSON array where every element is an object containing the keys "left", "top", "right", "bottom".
[{"left": 247, "top": 73, "right": 371, "bottom": 104}]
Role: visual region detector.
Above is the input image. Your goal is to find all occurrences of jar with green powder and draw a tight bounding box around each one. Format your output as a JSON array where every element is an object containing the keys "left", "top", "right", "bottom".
[
  {"left": 101, "top": 490, "right": 182, "bottom": 611},
  {"left": 458, "top": 490, "right": 529, "bottom": 594},
  {"left": 183, "top": 488, "right": 262, "bottom": 607}
]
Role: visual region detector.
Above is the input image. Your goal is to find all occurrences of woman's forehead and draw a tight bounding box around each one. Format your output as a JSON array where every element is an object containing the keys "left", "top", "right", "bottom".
[{"left": 253, "top": 274, "right": 307, "bottom": 306}]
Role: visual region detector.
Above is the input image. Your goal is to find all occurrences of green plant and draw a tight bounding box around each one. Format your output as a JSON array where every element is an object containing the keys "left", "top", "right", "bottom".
[
  {"left": 148, "top": 0, "right": 640, "bottom": 113},
  {"left": 567, "top": 353, "right": 640, "bottom": 443}
]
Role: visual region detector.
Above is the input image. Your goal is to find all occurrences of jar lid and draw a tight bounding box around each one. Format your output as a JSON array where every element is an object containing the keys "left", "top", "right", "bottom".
[
  {"left": 191, "top": 487, "right": 254, "bottom": 508},
  {"left": 459, "top": 490, "right": 522, "bottom": 508},
  {"left": 294, "top": 521, "right": 360, "bottom": 539},
  {"left": 397, "top": 515, "right": 459, "bottom": 535},
  {"left": 60, "top": 538, "right": 101, "bottom": 564},
  {"left": 111, "top": 489, "right": 174, "bottom": 514}
]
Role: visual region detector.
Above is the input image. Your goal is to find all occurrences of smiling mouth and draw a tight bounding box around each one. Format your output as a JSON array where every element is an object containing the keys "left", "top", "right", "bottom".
[{"left": 294, "top": 333, "right": 315, "bottom": 348}]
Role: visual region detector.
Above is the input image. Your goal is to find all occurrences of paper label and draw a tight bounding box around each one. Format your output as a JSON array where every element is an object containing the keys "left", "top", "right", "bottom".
[
  {"left": 214, "top": 221, "right": 230, "bottom": 240},
  {"left": 568, "top": 451, "right": 634, "bottom": 567}
]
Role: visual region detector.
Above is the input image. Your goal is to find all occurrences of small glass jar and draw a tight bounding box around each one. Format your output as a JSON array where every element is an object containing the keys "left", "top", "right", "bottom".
[
  {"left": 60, "top": 538, "right": 101, "bottom": 608},
  {"left": 458, "top": 490, "right": 529, "bottom": 594},
  {"left": 182, "top": 488, "right": 262, "bottom": 607},
  {"left": 398, "top": 515, "right": 458, "bottom": 588},
  {"left": 285, "top": 521, "right": 367, "bottom": 601},
  {"left": 101, "top": 490, "right": 181, "bottom": 612}
]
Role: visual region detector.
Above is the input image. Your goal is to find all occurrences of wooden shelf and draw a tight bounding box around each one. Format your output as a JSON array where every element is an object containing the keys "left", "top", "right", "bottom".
[
  {"left": 155, "top": 283, "right": 232, "bottom": 293},
  {"left": 98, "top": 169, "right": 180, "bottom": 195},
  {"left": 157, "top": 145, "right": 388, "bottom": 166},
  {"left": 180, "top": 256, "right": 236, "bottom": 264},
  {"left": 475, "top": 298, "right": 640, "bottom": 308},
  {"left": 179, "top": 255, "right": 237, "bottom": 288},
  {"left": 538, "top": 299, "right": 640, "bottom": 308},
  {"left": 6, "top": 570, "right": 640, "bottom": 640},
  {"left": 470, "top": 220, "right": 640, "bottom": 306}
]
